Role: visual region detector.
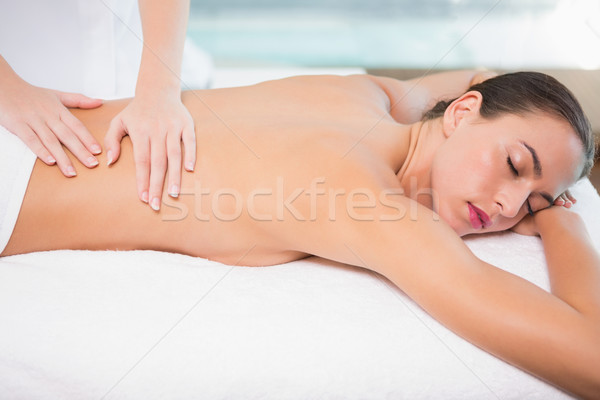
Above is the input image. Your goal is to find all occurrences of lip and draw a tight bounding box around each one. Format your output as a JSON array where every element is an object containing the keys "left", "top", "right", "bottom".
[{"left": 467, "top": 203, "right": 492, "bottom": 230}]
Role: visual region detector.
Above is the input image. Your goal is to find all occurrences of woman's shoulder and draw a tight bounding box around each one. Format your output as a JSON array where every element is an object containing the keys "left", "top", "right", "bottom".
[{"left": 253, "top": 73, "right": 391, "bottom": 102}]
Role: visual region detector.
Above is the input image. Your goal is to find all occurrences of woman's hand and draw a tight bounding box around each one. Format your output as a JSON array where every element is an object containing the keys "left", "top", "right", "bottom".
[
  {"left": 512, "top": 189, "right": 577, "bottom": 236},
  {"left": 0, "top": 58, "right": 103, "bottom": 176},
  {"left": 104, "top": 92, "right": 195, "bottom": 211},
  {"left": 553, "top": 189, "right": 576, "bottom": 208},
  {"left": 511, "top": 192, "right": 578, "bottom": 236}
]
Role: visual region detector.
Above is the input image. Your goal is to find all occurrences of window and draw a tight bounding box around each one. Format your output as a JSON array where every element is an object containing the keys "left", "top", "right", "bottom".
[{"left": 188, "top": 0, "right": 600, "bottom": 69}]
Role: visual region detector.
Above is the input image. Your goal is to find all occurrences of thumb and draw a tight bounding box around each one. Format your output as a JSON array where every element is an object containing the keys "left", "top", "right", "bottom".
[
  {"left": 55, "top": 91, "right": 103, "bottom": 109},
  {"left": 104, "top": 116, "right": 127, "bottom": 166}
]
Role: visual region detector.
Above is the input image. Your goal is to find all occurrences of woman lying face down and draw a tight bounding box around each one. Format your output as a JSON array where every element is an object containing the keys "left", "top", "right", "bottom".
[{"left": 1, "top": 70, "right": 599, "bottom": 398}]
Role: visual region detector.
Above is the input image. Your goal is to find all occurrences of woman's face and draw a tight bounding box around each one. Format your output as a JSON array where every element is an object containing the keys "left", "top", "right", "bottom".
[{"left": 431, "top": 98, "right": 584, "bottom": 237}]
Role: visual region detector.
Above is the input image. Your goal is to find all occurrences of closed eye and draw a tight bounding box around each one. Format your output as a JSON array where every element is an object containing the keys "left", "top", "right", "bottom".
[
  {"left": 507, "top": 156, "right": 518, "bottom": 176},
  {"left": 507, "top": 156, "right": 534, "bottom": 216},
  {"left": 526, "top": 200, "right": 534, "bottom": 217}
]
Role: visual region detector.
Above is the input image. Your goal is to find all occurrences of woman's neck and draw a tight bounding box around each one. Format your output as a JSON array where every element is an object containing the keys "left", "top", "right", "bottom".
[{"left": 396, "top": 118, "right": 445, "bottom": 210}]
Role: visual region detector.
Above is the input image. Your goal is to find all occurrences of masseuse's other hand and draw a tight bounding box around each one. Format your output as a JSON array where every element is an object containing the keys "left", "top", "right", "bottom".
[
  {"left": 104, "top": 93, "right": 195, "bottom": 211},
  {"left": 0, "top": 77, "right": 103, "bottom": 177}
]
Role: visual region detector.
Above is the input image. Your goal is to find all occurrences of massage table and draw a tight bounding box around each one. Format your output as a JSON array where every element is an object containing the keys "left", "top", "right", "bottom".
[{"left": 1, "top": 68, "right": 598, "bottom": 399}]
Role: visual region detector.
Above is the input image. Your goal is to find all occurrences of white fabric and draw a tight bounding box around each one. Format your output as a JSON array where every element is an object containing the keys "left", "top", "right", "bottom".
[
  {"left": 0, "top": 0, "right": 212, "bottom": 99},
  {"left": 1, "top": 178, "right": 598, "bottom": 399},
  {"left": 1, "top": 68, "right": 597, "bottom": 399},
  {"left": 0, "top": 126, "right": 36, "bottom": 255}
]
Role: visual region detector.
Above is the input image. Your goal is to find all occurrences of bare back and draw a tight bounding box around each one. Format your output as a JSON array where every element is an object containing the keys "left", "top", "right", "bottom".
[{"left": 4, "top": 74, "right": 411, "bottom": 265}]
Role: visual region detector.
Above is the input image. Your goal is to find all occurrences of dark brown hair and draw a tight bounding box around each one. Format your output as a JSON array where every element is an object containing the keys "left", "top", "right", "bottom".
[{"left": 422, "top": 71, "right": 595, "bottom": 178}]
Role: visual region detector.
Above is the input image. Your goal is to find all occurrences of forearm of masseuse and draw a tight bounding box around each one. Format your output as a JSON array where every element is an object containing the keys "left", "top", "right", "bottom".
[
  {"left": 536, "top": 207, "right": 600, "bottom": 318},
  {"left": 135, "top": 0, "right": 189, "bottom": 97},
  {"left": 0, "top": 55, "right": 22, "bottom": 85}
]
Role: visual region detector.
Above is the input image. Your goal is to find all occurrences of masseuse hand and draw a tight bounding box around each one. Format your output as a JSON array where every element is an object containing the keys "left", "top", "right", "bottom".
[
  {"left": 104, "top": 91, "right": 195, "bottom": 211},
  {"left": 0, "top": 57, "right": 103, "bottom": 176}
]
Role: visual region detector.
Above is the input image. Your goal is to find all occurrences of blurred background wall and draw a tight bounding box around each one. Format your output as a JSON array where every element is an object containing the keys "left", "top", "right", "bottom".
[
  {"left": 188, "top": 0, "right": 599, "bottom": 70},
  {"left": 187, "top": 0, "right": 599, "bottom": 185}
]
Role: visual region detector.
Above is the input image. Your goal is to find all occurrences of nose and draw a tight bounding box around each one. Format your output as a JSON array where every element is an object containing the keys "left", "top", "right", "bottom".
[{"left": 495, "top": 184, "right": 530, "bottom": 218}]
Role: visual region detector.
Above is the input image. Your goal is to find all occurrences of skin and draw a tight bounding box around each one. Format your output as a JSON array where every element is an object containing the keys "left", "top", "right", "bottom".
[
  {"left": 0, "top": 54, "right": 103, "bottom": 173},
  {"left": 421, "top": 92, "right": 583, "bottom": 235},
  {"left": 105, "top": 0, "right": 195, "bottom": 210},
  {"left": 2, "top": 72, "right": 599, "bottom": 398},
  {"left": 0, "top": 0, "right": 193, "bottom": 210}
]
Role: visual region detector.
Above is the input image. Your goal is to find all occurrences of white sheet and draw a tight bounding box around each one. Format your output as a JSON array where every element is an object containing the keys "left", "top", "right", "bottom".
[
  {"left": 0, "top": 126, "right": 37, "bottom": 254},
  {"left": 1, "top": 68, "right": 598, "bottom": 400}
]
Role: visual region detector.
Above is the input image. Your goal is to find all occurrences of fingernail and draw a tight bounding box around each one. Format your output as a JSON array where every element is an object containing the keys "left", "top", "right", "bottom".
[
  {"left": 47, "top": 156, "right": 56, "bottom": 164},
  {"left": 91, "top": 144, "right": 102, "bottom": 154},
  {"left": 151, "top": 197, "right": 160, "bottom": 211},
  {"left": 66, "top": 166, "right": 77, "bottom": 177},
  {"left": 141, "top": 191, "right": 149, "bottom": 203},
  {"left": 87, "top": 156, "right": 99, "bottom": 167},
  {"left": 169, "top": 184, "right": 179, "bottom": 198},
  {"left": 185, "top": 161, "right": 194, "bottom": 172},
  {"left": 106, "top": 150, "right": 113, "bottom": 166}
]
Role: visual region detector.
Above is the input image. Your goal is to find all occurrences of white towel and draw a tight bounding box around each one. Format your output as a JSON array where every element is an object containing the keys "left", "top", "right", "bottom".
[
  {"left": 1, "top": 67, "right": 597, "bottom": 400},
  {"left": 0, "top": 126, "right": 36, "bottom": 254},
  {"left": 0, "top": 178, "right": 597, "bottom": 399}
]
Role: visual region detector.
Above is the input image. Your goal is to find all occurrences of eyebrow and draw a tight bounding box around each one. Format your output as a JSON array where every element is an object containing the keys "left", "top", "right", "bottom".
[
  {"left": 521, "top": 141, "right": 542, "bottom": 178},
  {"left": 521, "top": 141, "right": 554, "bottom": 207}
]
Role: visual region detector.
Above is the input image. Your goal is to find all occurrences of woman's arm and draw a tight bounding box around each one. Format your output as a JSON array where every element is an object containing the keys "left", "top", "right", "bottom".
[
  {"left": 368, "top": 70, "right": 496, "bottom": 124},
  {"left": 104, "top": 0, "right": 195, "bottom": 210},
  {"left": 536, "top": 208, "right": 600, "bottom": 319},
  {"left": 340, "top": 199, "right": 600, "bottom": 399}
]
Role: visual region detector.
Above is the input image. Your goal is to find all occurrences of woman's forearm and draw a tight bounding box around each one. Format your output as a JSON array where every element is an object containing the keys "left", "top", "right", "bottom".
[
  {"left": 537, "top": 208, "right": 600, "bottom": 318},
  {"left": 136, "top": 0, "right": 190, "bottom": 96}
]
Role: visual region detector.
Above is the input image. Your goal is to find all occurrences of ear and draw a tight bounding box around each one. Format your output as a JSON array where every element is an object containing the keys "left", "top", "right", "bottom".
[{"left": 441, "top": 91, "right": 483, "bottom": 138}]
